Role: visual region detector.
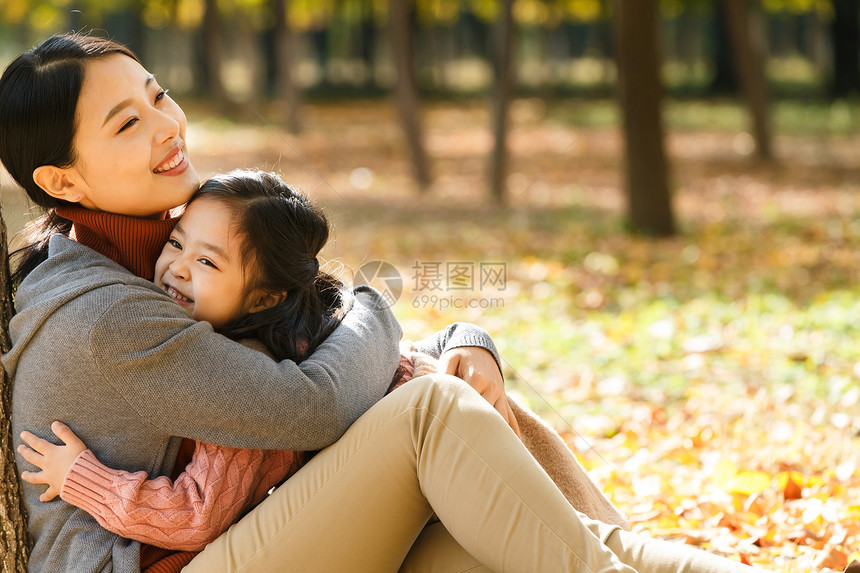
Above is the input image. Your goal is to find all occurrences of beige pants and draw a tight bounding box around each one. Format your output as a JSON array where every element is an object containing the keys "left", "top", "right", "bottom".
[{"left": 183, "top": 375, "right": 756, "bottom": 573}]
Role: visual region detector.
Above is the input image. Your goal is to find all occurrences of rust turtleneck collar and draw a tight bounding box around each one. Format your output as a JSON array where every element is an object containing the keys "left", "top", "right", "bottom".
[{"left": 55, "top": 206, "right": 181, "bottom": 281}]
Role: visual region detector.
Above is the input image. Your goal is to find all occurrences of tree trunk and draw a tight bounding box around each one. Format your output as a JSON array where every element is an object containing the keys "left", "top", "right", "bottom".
[
  {"left": 723, "top": 0, "right": 772, "bottom": 159},
  {"left": 388, "top": 0, "right": 431, "bottom": 190},
  {"left": 489, "top": 0, "right": 515, "bottom": 204},
  {"left": 272, "top": 0, "right": 302, "bottom": 133},
  {"left": 709, "top": 0, "right": 739, "bottom": 95},
  {"left": 830, "top": 0, "right": 860, "bottom": 98},
  {"left": 360, "top": 2, "right": 378, "bottom": 89},
  {"left": 612, "top": 0, "right": 676, "bottom": 236},
  {"left": 202, "top": 0, "right": 227, "bottom": 108},
  {"left": 0, "top": 202, "right": 29, "bottom": 572}
]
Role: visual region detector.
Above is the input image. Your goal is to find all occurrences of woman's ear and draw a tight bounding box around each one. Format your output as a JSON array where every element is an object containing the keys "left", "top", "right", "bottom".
[
  {"left": 248, "top": 289, "right": 288, "bottom": 313},
  {"left": 32, "top": 165, "right": 83, "bottom": 203}
]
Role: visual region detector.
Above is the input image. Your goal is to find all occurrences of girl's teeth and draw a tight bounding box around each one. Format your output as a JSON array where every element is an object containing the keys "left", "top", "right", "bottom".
[
  {"left": 167, "top": 286, "right": 191, "bottom": 303},
  {"left": 154, "top": 150, "right": 183, "bottom": 173}
]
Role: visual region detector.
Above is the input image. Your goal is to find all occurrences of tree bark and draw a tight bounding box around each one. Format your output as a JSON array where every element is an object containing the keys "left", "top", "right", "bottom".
[
  {"left": 723, "top": 0, "right": 772, "bottom": 160},
  {"left": 830, "top": 0, "right": 860, "bottom": 98},
  {"left": 0, "top": 201, "right": 29, "bottom": 572},
  {"left": 388, "top": 0, "right": 431, "bottom": 190},
  {"left": 489, "top": 0, "right": 515, "bottom": 204},
  {"left": 612, "top": 0, "right": 676, "bottom": 236},
  {"left": 272, "top": 0, "right": 302, "bottom": 133}
]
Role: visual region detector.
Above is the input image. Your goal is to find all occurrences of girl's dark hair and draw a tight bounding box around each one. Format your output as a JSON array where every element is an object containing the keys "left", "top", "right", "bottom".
[
  {"left": 0, "top": 33, "right": 139, "bottom": 288},
  {"left": 193, "top": 170, "right": 349, "bottom": 362}
]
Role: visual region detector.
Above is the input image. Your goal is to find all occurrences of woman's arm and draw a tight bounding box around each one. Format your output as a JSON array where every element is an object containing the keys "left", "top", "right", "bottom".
[
  {"left": 412, "top": 322, "right": 501, "bottom": 370},
  {"left": 88, "top": 285, "right": 402, "bottom": 452},
  {"left": 19, "top": 424, "right": 299, "bottom": 552}
]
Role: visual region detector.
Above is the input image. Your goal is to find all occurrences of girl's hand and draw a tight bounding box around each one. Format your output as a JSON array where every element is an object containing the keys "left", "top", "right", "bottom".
[
  {"left": 18, "top": 422, "right": 87, "bottom": 502},
  {"left": 439, "top": 347, "right": 521, "bottom": 438}
]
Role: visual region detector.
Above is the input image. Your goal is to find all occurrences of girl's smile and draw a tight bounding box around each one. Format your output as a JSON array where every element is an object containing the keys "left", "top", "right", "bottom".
[{"left": 163, "top": 284, "right": 193, "bottom": 306}]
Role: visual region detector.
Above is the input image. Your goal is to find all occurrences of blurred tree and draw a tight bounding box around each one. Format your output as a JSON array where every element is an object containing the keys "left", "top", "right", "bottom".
[
  {"left": 310, "top": 20, "right": 331, "bottom": 87},
  {"left": 709, "top": 0, "right": 740, "bottom": 94},
  {"left": 613, "top": 0, "right": 676, "bottom": 236},
  {"left": 723, "top": 0, "right": 772, "bottom": 159},
  {"left": 489, "top": 0, "right": 514, "bottom": 203},
  {"left": 830, "top": 0, "right": 860, "bottom": 97},
  {"left": 389, "top": 0, "right": 431, "bottom": 189},
  {"left": 0, "top": 204, "right": 29, "bottom": 573},
  {"left": 199, "top": 0, "right": 227, "bottom": 107},
  {"left": 359, "top": 0, "right": 379, "bottom": 88},
  {"left": 271, "top": 0, "right": 303, "bottom": 133},
  {"left": 460, "top": 8, "right": 491, "bottom": 59}
]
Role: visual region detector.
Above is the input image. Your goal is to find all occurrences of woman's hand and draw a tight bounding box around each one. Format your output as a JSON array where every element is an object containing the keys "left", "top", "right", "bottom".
[
  {"left": 438, "top": 347, "right": 521, "bottom": 437},
  {"left": 18, "top": 422, "right": 88, "bottom": 502}
]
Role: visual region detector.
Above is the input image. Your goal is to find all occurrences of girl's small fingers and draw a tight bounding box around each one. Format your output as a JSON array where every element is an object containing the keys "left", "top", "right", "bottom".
[
  {"left": 17, "top": 444, "right": 45, "bottom": 466},
  {"left": 20, "top": 430, "right": 52, "bottom": 451},
  {"left": 21, "top": 470, "right": 47, "bottom": 485},
  {"left": 51, "top": 421, "right": 83, "bottom": 447}
]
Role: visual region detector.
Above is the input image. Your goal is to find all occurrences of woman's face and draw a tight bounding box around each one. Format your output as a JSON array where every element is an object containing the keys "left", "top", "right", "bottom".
[
  {"left": 66, "top": 54, "right": 199, "bottom": 217},
  {"left": 153, "top": 198, "right": 259, "bottom": 328}
]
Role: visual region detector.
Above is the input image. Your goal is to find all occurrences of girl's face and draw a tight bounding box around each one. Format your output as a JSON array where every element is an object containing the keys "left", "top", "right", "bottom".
[
  {"left": 153, "top": 198, "right": 264, "bottom": 328},
  {"left": 64, "top": 54, "right": 199, "bottom": 217}
]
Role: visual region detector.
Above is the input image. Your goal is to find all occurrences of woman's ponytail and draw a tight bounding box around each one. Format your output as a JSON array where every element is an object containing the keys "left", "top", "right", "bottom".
[{"left": 10, "top": 211, "right": 73, "bottom": 289}]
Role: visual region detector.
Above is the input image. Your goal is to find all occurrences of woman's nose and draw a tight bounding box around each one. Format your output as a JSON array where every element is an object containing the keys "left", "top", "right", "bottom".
[{"left": 154, "top": 109, "right": 181, "bottom": 145}]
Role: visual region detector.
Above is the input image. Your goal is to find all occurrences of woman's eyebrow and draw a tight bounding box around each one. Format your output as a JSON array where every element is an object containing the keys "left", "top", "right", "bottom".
[{"left": 102, "top": 75, "right": 155, "bottom": 127}]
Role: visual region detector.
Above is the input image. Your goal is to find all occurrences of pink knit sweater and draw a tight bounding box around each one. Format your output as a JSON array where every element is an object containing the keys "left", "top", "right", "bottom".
[{"left": 61, "top": 443, "right": 303, "bottom": 552}]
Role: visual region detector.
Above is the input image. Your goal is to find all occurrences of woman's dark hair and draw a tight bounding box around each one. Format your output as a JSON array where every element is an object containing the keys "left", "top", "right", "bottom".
[
  {"left": 0, "top": 33, "right": 138, "bottom": 288},
  {"left": 193, "top": 170, "right": 349, "bottom": 363}
]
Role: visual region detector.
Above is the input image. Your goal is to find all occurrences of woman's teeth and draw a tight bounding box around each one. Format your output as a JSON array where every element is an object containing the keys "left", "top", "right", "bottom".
[
  {"left": 166, "top": 286, "right": 191, "bottom": 303},
  {"left": 154, "top": 150, "right": 184, "bottom": 173}
]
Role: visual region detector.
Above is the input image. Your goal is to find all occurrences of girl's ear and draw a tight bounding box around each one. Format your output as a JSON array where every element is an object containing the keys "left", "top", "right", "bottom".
[
  {"left": 248, "top": 289, "right": 288, "bottom": 313},
  {"left": 32, "top": 165, "right": 84, "bottom": 203}
]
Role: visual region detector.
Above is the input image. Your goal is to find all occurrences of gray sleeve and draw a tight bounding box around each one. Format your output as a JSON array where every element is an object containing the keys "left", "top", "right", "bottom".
[
  {"left": 412, "top": 322, "right": 502, "bottom": 375},
  {"left": 89, "top": 286, "right": 402, "bottom": 451}
]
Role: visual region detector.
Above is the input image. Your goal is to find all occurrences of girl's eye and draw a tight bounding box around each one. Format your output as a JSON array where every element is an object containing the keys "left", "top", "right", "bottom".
[
  {"left": 155, "top": 88, "right": 169, "bottom": 104},
  {"left": 168, "top": 239, "right": 182, "bottom": 249},
  {"left": 118, "top": 118, "right": 138, "bottom": 133},
  {"left": 199, "top": 258, "right": 218, "bottom": 269}
]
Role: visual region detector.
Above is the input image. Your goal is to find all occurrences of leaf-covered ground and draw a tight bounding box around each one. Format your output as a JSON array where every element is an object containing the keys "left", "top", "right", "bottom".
[{"left": 2, "top": 98, "right": 857, "bottom": 571}]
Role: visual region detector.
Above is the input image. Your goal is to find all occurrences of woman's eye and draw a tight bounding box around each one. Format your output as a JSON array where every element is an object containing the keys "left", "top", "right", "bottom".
[
  {"left": 168, "top": 239, "right": 182, "bottom": 249},
  {"left": 118, "top": 118, "right": 138, "bottom": 133},
  {"left": 155, "top": 88, "right": 169, "bottom": 103}
]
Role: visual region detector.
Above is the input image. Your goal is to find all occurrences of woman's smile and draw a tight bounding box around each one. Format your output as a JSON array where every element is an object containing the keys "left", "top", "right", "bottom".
[{"left": 153, "top": 145, "right": 188, "bottom": 175}]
